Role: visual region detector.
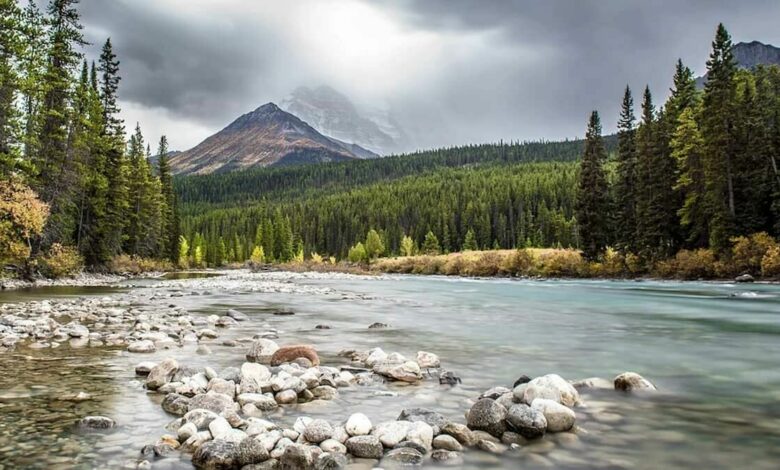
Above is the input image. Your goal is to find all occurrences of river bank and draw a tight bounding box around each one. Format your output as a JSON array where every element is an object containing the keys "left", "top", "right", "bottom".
[{"left": 1, "top": 270, "right": 779, "bottom": 469}]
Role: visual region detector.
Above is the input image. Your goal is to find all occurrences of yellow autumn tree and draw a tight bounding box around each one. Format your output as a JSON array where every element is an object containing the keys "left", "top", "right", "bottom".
[{"left": 0, "top": 177, "right": 49, "bottom": 266}]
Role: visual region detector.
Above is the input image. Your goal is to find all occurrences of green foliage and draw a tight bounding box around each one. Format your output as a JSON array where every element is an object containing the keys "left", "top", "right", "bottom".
[
  {"left": 422, "top": 231, "right": 441, "bottom": 255},
  {"left": 348, "top": 242, "right": 367, "bottom": 263},
  {"left": 462, "top": 228, "right": 478, "bottom": 251},
  {"left": 575, "top": 110, "right": 610, "bottom": 259},
  {"left": 178, "top": 235, "right": 189, "bottom": 268},
  {"left": 614, "top": 86, "right": 638, "bottom": 252},
  {"left": 400, "top": 234, "right": 415, "bottom": 257},
  {"left": 365, "top": 229, "right": 385, "bottom": 259}
]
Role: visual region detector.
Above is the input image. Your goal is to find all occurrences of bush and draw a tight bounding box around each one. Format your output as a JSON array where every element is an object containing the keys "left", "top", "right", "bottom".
[
  {"left": 534, "top": 250, "right": 585, "bottom": 277},
  {"left": 348, "top": 242, "right": 367, "bottom": 263},
  {"left": 730, "top": 232, "right": 778, "bottom": 276},
  {"left": 654, "top": 249, "right": 717, "bottom": 280},
  {"left": 310, "top": 252, "right": 324, "bottom": 264},
  {"left": 39, "top": 244, "right": 83, "bottom": 278},
  {"left": 466, "top": 252, "right": 503, "bottom": 277},
  {"left": 0, "top": 177, "right": 49, "bottom": 266},
  {"left": 501, "top": 249, "right": 533, "bottom": 276},
  {"left": 761, "top": 246, "right": 780, "bottom": 278},
  {"left": 108, "top": 255, "right": 174, "bottom": 275}
]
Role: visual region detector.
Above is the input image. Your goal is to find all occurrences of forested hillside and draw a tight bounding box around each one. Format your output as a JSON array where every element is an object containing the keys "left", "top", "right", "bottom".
[
  {"left": 178, "top": 24, "right": 780, "bottom": 275},
  {"left": 0, "top": 0, "right": 178, "bottom": 275}
]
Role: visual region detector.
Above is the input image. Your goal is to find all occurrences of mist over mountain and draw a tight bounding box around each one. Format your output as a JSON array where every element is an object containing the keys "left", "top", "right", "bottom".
[{"left": 280, "top": 86, "right": 412, "bottom": 156}]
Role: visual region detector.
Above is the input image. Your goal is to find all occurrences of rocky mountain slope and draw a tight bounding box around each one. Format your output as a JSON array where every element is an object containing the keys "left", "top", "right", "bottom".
[
  {"left": 696, "top": 40, "right": 780, "bottom": 87},
  {"left": 168, "top": 103, "right": 376, "bottom": 175},
  {"left": 280, "top": 86, "right": 410, "bottom": 156}
]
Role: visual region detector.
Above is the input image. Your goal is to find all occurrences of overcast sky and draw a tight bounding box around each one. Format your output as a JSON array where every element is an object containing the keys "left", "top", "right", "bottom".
[{"left": 77, "top": 0, "right": 780, "bottom": 152}]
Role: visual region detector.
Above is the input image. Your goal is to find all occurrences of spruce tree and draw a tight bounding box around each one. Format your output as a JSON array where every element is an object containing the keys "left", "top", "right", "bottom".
[
  {"left": 701, "top": 23, "right": 737, "bottom": 252},
  {"left": 157, "top": 135, "right": 178, "bottom": 261},
  {"left": 462, "top": 228, "right": 478, "bottom": 251},
  {"left": 672, "top": 106, "right": 709, "bottom": 247},
  {"left": 614, "top": 86, "right": 638, "bottom": 252},
  {"left": 0, "top": 0, "right": 21, "bottom": 176},
  {"left": 575, "top": 111, "right": 609, "bottom": 259}
]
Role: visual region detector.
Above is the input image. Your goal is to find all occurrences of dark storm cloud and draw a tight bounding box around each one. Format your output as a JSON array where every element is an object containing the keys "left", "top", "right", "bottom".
[{"left": 76, "top": 0, "right": 780, "bottom": 150}]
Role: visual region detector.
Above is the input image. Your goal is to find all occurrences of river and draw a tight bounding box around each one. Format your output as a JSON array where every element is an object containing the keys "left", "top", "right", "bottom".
[{"left": 1, "top": 271, "right": 779, "bottom": 469}]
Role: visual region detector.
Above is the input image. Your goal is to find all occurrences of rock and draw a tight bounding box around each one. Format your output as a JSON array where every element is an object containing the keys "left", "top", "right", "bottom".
[
  {"left": 522, "top": 374, "right": 580, "bottom": 407},
  {"left": 466, "top": 399, "right": 507, "bottom": 438},
  {"left": 505, "top": 404, "right": 547, "bottom": 439},
  {"left": 735, "top": 273, "right": 755, "bottom": 283},
  {"left": 430, "top": 449, "right": 462, "bottom": 464},
  {"left": 208, "top": 378, "right": 237, "bottom": 398},
  {"left": 240, "top": 363, "right": 272, "bottom": 393},
  {"left": 238, "top": 436, "right": 271, "bottom": 466},
  {"left": 304, "top": 419, "right": 333, "bottom": 444},
  {"left": 294, "top": 417, "right": 313, "bottom": 434},
  {"left": 246, "top": 339, "right": 280, "bottom": 363},
  {"left": 531, "top": 399, "right": 575, "bottom": 432},
  {"left": 345, "top": 413, "right": 372, "bottom": 436},
  {"left": 395, "top": 440, "right": 427, "bottom": 455},
  {"left": 245, "top": 458, "right": 280, "bottom": 470},
  {"left": 501, "top": 431, "right": 526, "bottom": 445},
  {"left": 77, "top": 416, "right": 115, "bottom": 429},
  {"left": 476, "top": 439, "right": 506, "bottom": 454},
  {"left": 188, "top": 392, "right": 239, "bottom": 414},
  {"left": 367, "top": 322, "right": 388, "bottom": 329},
  {"left": 382, "top": 447, "right": 424, "bottom": 465},
  {"left": 614, "top": 372, "right": 657, "bottom": 392},
  {"left": 208, "top": 417, "right": 233, "bottom": 440},
  {"left": 406, "top": 421, "right": 434, "bottom": 451},
  {"left": 495, "top": 392, "right": 515, "bottom": 410},
  {"left": 135, "top": 361, "right": 156, "bottom": 376},
  {"left": 416, "top": 351, "right": 440, "bottom": 368},
  {"left": 479, "top": 386, "right": 511, "bottom": 400},
  {"left": 128, "top": 340, "right": 156, "bottom": 353},
  {"left": 270, "top": 345, "right": 320, "bottom": 367},
  {"left": 398, "top": 408, "right": 449, "bottom": 429},
  {"left": 432, "top": 434, "right": 463, "bottom": 451},
  {"left": 238, "top": 393, "right": 278, "bottom": 411},
  {"left": 275, "top": 389, "right": 297, "bottom": 404},
  {"left": 280, "top": 444, "right": 313, "bottom": 470},
  {"left": 162, "top": 393, "right": 191, "bottom": 416},
  {"left": 440, "top": 422, "right": 476, "bottom": 447},
  {"left": 571, "top": 377, "right": 613, "bottom": 390},
  {"left": 438, "top": 371, "right": 462, "bottom": 385},
  {"left": 345, "top": 435, "right": 383, "bottom": 459},
  {"left": 315, "top": 452, "right": 347, "bottom": 469},
  {"left": 331, "top": 426, "right": 349, "bottom": 444},
  {"left": 273, "top": 310, "right": 294, "bottom": 316},
  {"left": 311, "top": 386, "right": 338, "bottom": 400},
  {"left": 226, "top": 309, "right": 249, "bottom": 321},
  {"left": 220, "top": 367, "right": 241, "bottom": 383},
  {"left": 314, "top": 325, "right": 331, "bottom": 330},
  {"left": 373, "top": 420, "right": 411, "bottom": 448},
  {"left": 513, "top": 375, "right": 532, "bottom": 387},
  {"left": 146, "top": 358, "right": 179, "bottom": 390},
  {"left": 192, "top": 439, "right": 239, "bottom": 469},
  {"left": 184, "top": 409, "right": 219, "bottom": 430},
  {"left": 178, "top": 422, "right": 198, "bottom": 442}
]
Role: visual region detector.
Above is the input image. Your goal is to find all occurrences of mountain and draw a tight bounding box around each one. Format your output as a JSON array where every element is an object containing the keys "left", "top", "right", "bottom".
[
  {"left": 696, "top": 40, "right": 780, "bottom": 87},
  {"left": 168, "top": 103, "right": 377, "bottom": 175},
  {"left": 280, "top": 86, "right": 411, "bottom": 156}
]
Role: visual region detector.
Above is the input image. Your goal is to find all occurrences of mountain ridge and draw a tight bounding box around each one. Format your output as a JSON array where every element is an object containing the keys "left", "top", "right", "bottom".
[
  {"left": 695, "top": 40, "right": 780, "bottom": 87},
  {"left": 168, "top": 103, "right": 376, "bottom": 175}
]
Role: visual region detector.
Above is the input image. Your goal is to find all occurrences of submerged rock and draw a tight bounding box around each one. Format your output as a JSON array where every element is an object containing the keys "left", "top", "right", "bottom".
[
  {"left": 531, "top": 399, "right": 575, "bottom": 432},
  {"left": 383, "top": 447, "right": 424, "bottom": 465},
  {"left": 77, "top": 416, "right": 115, "bottom": 430},
  {"left": 270, "top": 345, "right": 320, "bottom": 367},
  {"left": 614, "top": 372, "right": 657, "bottom": 392}
]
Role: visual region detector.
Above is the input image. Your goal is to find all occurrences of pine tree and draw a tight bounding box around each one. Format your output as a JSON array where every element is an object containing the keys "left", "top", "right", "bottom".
[
  {"left": 98, "top": 38, "right": 122, "bottom": 139},
  {"left": 0, "top": 0, "right": 22, "bottom": 176},
  {"left": 462, "top": 228, "right": 478, "bottom": 251},
  {"left": 18, "top": 0, "right": 46, "bottom": 161},
  {"left": 157, "top": 135, "right": 178, "bottom": 261},
  {"left": 701, "top": 23, "right": 737, "bottom": 252},
  {"left": 365, "top": 229, "right": 384, "bottom": 259},
  {"left": 614, "top": 86, "right": 638, "bottom": 252},
  {"left": 422, "top": 231, "right": 441, "bottom": 255},
  {"left": 35, "top": 0, "right": 86, "bottom": 247},
  {"left": 400, "top": 234, "right": 415, "bottom": 256},
  {"left": 672, "top": 106, "right": 709, "bottom": 247},
  {"left": 575, "top": 111, "right": 609, "bottom": 259}
]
